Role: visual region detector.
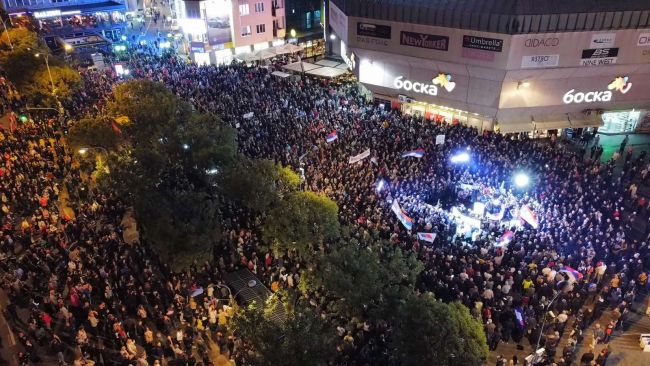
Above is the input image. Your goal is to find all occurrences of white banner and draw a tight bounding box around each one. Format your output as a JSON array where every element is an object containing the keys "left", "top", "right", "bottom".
[
  {"left": 243, "top": 112, "right": 254, "bottom": 119},
  {"left": 521, "top": 54, "right": 559, "bottom": 68},
  {"left": 348, "top": 149, "right": 371, "bottom": 164},
  {"left": 435, "top": 134, "right": 445, "bottom": 145}
]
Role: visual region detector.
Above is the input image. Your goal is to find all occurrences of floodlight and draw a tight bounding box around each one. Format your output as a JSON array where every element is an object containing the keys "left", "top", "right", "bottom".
[
  {"left": 514, "top": 173, "right": 530, "bottom": 188},
  {"left": 450, "top": 152, "right": 470, "bottom": 163}
]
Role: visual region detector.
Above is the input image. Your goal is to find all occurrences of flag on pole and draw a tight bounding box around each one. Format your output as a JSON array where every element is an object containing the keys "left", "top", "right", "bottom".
[
  {"left": 417, "top": 232, "right": 436, "bottom": 243},
  {"left": 496, "top": 231, "right": 514, "bottom": 247},
  {"left": 519, "top": 205, "right": 539, "bottom": 229},
  {"left": 326, "top": 130, "right": 338, "bottom": 142},
  {"left": 391, "top": 199, "right": 413, "bottom": 230},
  {"left": 560, "top": 266, "right": 584, "bottom": 282},
  {"left": 401, "top": 149, "right": 425, "bottom": 158}
]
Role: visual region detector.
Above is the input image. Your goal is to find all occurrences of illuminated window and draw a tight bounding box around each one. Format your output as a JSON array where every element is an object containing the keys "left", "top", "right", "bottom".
[
  {"left": 241, "top": 25, "right": 251, "bottom": 36},
  {"left": 239, "top": 3, "right": 249, "bottom": 15}
]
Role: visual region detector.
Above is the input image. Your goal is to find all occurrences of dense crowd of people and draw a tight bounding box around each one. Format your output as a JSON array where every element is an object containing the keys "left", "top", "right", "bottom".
[{"left": 1, "top": 52, "right": 650, "bottom": 366}]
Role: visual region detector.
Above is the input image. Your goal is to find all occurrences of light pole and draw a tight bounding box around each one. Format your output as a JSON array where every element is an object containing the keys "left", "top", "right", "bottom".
[
  {"left": 35, "top": 53, "right": 55, "bottom": 94},
  {"left": 1, "top": 18, "right": 13, "bottom": 51},
  {"left": 35, "top": 52, "right": 64, "bottom": 114},
  {"left": 532, "top": 281, "right": 568, "bottom": 364}
]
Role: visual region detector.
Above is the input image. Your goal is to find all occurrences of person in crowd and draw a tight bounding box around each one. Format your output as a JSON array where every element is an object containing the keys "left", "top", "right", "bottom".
[{"left": 0, "top": 52, "right": 648, "bottom": 365}]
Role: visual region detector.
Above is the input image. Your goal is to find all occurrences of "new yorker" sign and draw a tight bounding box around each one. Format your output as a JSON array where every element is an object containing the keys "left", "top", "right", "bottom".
[{"left": 400, "top": 31, "right": 449, "bottom": 51}]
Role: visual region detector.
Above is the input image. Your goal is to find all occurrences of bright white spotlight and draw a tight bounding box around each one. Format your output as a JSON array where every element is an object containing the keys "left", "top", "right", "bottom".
[
  {"left": 182, "top": 144, "right": 189, "bottom": 150},
  {"left": 376, "top": 179, "right": 386, "bottom": 192},
  {"left": 450, "top": 152, "right": 470, "bottom": 163},
  {"left": 514, "top": 173, "right": 530, "bottom": 188}
]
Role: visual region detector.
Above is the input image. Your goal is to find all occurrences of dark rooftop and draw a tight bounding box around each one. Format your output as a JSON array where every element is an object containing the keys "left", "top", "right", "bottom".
[{"left": 331, "top": 0, "right": 650, "bottom": 34}]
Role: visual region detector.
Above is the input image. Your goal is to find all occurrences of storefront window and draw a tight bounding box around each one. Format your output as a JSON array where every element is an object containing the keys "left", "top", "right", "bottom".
[{"left": 601, "top": 110, "right": 641, "bottom": 134}]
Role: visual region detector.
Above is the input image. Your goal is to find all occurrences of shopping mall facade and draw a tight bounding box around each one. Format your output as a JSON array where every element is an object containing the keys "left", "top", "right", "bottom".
[{"left": 328, "top": 0, "right": 650, "bottom": 134}]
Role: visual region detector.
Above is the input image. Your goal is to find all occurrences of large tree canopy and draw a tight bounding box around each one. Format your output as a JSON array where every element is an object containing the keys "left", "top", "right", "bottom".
[
  {"left": 263, "top": 190, "right": 340, "bottom": 258},
  {"left": 390, "top": 294, "right": 489, "bottom": 366},
  {"left": 0, "top": 28, "right": 79, "bottom": 104},
  {"left": 232, "top": 291, "right": 337, "bottom": 366}
]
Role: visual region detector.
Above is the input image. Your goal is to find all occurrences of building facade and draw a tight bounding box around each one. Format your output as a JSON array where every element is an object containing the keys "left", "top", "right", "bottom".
[
  {"left": 176, "top": 0, "right": 286, "bottom": 64},
  {"left": 2, "top": 0, "right": 128, "bottom": 40},
  {"left": 284, "top": 0, "right": 324, "bottom": 57},
  {"left": 329, "top": 0, "right": 650, "bottom": 134}
]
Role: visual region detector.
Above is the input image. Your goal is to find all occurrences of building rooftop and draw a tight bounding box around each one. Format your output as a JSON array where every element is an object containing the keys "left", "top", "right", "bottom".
[{"left": 331, "top": 0, "right": 650, "bottom": 34}]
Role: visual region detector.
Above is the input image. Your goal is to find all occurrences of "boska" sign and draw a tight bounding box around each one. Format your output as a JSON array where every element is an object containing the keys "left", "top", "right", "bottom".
[
  {"left": 394, "top": 76, "right": 438, "bottom": 96},
  {"left": 562, "top": 76, "right": 632, "bottom": 104}
]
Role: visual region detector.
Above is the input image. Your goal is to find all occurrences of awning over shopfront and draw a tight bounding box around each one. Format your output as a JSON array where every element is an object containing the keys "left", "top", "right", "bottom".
[
  {"left": 283, "top": 61, "right": 349, "bottom": 79},
  {"left": 271, "top": 71, "right": 291, "bottom": 78},
  {"left": 498, "top": 122, "right": 534, "bottom": 134},
  {"left": 498, "top": 112, "right": 602, "bottom": 133}
]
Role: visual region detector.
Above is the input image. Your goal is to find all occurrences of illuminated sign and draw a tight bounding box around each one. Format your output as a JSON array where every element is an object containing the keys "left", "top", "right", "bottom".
[
  {"left": 34, "top": 10, "right": 61, "bottom": 18},
  {"left": 394, "top": 76, "right": 437, "bottom": 96},
  {"left": 562, "top": 77, "right": 631, "bottom": 104},
  {"left": 608, "top": 76, "right": 632, "bottom": 94},
  {"left": 432, "top": 73, "right": 456, "bottom": 92}
]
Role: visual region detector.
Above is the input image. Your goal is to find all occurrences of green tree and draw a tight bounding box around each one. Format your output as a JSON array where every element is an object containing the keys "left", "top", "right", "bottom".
[
  {"left": 219, "top": 159, "right": 300, "bottom": 212},
  {"left": 108, "top": 80, "right": 179, "bottom": 144},
  {"left": 301, "top": 241, "right": 422, "bottom": 319},
  {"left": 87, "top": 81, "right": 239, "bottom": 270},
  {"left": 232, "top": 291, "right": 337, "bottom": 366},
  {"left": 263, "top": 191, "right": 340, "bottom": 258},
  {"left": 390, "top": 294, "right": 489, "bottom": 366},
  {"left": 0, "top": 28, "right": 48, "bottom": 90},
  {"left": 19, "top": 64, "right": 81, "bottom": 105},
  {"left": 67, "top": 116, "right": 123, "bottom": 152}
]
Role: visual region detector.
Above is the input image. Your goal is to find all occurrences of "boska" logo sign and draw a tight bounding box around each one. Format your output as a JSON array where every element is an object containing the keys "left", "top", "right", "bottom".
[{"left": 562, "top": 76, "right": 631, "bottom": 104}]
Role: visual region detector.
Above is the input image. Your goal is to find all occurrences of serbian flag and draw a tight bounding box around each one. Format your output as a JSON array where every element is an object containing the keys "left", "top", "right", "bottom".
[
  {"left": 391, "top": 199, "right": 413, "bottom": 230},
  {"left": 111, "top": 121, "right": 122, "bottom": 134},
  {"left": 519, "top": 205, "right": 539, "bottom": 229},
  {"left": 401, "top": 149, "right": 425, "bottom": 158},
  {"left": 326, "top": 130, "right": 338, "bottom": 143},
  {"left": 496, "top": 231, "right": 514, "bottom": 247},
  {"left": 417, "top": 232, "right": 436, "bottom": 243},
  {"left": 560, "top": 266, "right": 584, "bottom": 282}
]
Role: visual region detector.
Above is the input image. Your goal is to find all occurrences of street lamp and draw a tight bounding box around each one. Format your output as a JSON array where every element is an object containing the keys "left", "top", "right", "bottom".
[
  {"left": 532, "top": 281, "right": 568, "bottom": 364},
  {"left": 1, "top": 18, "right": 13, "bottom": 51},
  {"left": 78, "top": 146, "right": 109, "bottom": 156},
  {"left": 34, "top": 53, "right": 56, "bottom": 97}
]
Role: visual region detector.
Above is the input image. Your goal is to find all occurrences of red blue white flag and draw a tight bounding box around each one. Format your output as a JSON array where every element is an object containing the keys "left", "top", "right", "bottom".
[
  {"left": 391, "top": 199, "right": 413, "bottom": 230},
  {"left": 401, "top": 149, "right": 425, "bottom": 158},
  {"left": 326, "top": 130, "right": 338, "bottom": 143}
]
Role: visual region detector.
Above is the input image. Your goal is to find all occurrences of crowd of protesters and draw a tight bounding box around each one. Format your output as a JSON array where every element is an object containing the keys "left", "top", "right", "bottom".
[{"left": 0, "top": 52, "right": 649, "bottom": 366}]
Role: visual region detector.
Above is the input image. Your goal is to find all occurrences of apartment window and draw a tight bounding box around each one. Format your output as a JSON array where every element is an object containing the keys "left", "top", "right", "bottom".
[
  {"left": 306, "top": 12, "right": 312, "bottom": 29},
  {"left": 239, "top": 3, "right": 250, "bottom": 16},
  {"left": 241, "top": 25, "right": 251, "bottom": 36},
  {"left": 254, "top": 2, "right": 264, "bottom": 12},
  {"left": 314, "top": 10, "right": 321, "bottom": 23},
  {"left": 256, "top": 24, "right": 266, "bottom": 33}
]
